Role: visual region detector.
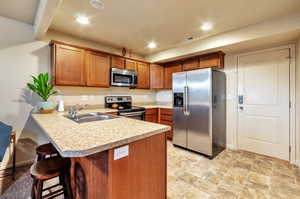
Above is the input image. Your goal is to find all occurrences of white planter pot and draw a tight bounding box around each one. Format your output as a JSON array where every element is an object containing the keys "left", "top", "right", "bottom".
[{"left": 37, "top": 101, "right": 54, "bottom": 113}]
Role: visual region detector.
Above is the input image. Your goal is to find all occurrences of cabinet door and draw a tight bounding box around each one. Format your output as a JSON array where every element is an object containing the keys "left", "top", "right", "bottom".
[
  {"left": 183, "top": 57, "right": 199, "bottom": 71},
  {"left": 111, "top": 56, "right": 125, "bottom": 69},
  {"left": 125, "top": 59, "right": 137, "bottom": 71},
  {"left": 137, "top": 62, "right": 150, "bottom": 89},
  {"left": 164, "top": 62, "right": 182, "bottom": 89},
  {"left": 150, "top": 64, "right": 164, "bottom": 89},
  {"left": 199, "top": 52, "right": 224, "bottom": 69},
  {"left": 86, "top": 51, "right": 110, "bottom": 87},
  {"left": 158, "top": 108, "right": 173, "bottom": 140},
  {"left": 145, "top": 108, "right": 158, "bottom": 123},
  {"left": 55, "top": 44, "right": 86, "bottom": 86}
]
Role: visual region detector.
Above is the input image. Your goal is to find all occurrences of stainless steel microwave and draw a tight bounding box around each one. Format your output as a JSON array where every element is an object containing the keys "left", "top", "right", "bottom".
[{"left": 111, "top": 68, "right": 137, "bottom": 87}]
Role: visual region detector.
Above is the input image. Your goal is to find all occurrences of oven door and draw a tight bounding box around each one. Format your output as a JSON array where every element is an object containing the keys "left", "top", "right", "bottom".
[
  {"left": 119, "top": 111, "right": 145, "bottom": 120},
  {"left": 111, "top": 68, "right": 137, "bottom": 87}
]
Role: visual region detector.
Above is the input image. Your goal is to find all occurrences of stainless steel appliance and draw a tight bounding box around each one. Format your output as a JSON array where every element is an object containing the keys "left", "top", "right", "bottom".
[
  {"left": 105, "top": 96, "right": 145, "bottom": 120},
  {"left": 172, "top": 68, "right": 226, "bottom": 157},
  {"left": 111, "top": 68, "right": 137, "bottom": 88}
]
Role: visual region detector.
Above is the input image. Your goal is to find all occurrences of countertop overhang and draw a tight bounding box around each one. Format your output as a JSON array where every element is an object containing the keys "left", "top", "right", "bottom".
[{"left": 32, "top": 108, "right": 171, "bottom": 157}]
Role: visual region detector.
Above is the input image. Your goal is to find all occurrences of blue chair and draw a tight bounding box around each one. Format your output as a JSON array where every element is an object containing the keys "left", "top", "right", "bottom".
[{"left": 0, "top": 121, "right": 16, "bottom": 179}]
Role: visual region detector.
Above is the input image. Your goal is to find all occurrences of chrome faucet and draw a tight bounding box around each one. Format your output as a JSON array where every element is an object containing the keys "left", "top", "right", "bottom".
[{"left": 68, "top": 104, "right": 88, "bottom": 120}]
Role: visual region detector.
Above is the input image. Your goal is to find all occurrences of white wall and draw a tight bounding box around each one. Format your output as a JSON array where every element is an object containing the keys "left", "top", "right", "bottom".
[
  {"left": 296, "top": 38, "right": 300, "bottom": 164},
  {"left": 0, "top": 16, "right": 50, "bottom": 145}
]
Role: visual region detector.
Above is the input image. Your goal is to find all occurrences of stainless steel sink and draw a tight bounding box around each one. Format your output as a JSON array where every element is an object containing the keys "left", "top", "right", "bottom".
[{"left": 64, "top": 112, "right": 119, "bottom": 124}]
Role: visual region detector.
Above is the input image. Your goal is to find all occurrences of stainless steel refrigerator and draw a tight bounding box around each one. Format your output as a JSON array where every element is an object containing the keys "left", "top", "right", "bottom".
[{"left": 172, "top": 68, "right": 226, "bottom": 157}]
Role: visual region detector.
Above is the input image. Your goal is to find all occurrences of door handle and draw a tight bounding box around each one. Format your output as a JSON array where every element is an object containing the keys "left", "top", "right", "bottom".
[
  {"left": 239, "top": 106, "right": 244, "bottom": 111},
  {"left": 184, "top": 86, "right": 190, "bottom": 116},
  {"left": 238, "top": 95, "right": 244, "bottom": 104},
  {"left": 183, "top": 86, "right": 187, "bottom": 116}
]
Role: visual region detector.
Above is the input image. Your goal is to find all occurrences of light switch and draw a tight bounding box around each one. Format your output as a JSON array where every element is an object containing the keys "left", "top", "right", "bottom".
[{"left": 114, "top": 145, "right": 129, "bottom": 160}]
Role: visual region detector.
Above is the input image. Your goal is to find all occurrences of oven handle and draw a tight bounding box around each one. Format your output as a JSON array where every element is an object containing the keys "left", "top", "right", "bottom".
[{"left": 119, "top": 111, "right": 145, "bottom": 117}]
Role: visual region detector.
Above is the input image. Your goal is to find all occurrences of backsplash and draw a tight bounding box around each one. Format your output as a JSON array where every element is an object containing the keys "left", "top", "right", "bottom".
[
  {"left": 52, "top": 86, "right": 157, "bottom": 106},
  {"left": 156, "top": 90, "right": 172, "bottom": 103}
]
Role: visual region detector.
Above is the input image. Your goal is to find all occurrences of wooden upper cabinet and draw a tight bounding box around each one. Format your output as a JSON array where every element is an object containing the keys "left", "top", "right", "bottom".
[
  {"left": 86, "top": 51, "right": 110, "bottom": 87},
  {"left": 54, "top": 44, "right": 86, "bottom": 86},
  {"left": 137, "top": 62, "right": 150, "bottom": 89},
  {"left": 183, "top": 57, "right": 199, "bottom": 71},
  {"left": 200, "top": 51, "right": 225, "bottom": 69},
  {"left": 125, "top": 59, "right": 137, "bottom": 71},
  {"left": 111, "top": 56, "right": 125, "bottom": 69},
  {"left": 150, "top": 64, "right": 164, "bottom": 89},
  {"left": 164, "top": 62, "right": 182, "bottom": 89}
]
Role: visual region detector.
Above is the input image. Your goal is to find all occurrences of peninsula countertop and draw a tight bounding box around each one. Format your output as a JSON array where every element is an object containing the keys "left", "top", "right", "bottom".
[{"left": 32, "top": 109, "right": 171, "bottom": 158}]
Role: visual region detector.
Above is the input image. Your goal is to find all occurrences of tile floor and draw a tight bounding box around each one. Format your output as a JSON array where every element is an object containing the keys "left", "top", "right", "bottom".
[{"left": 167, "top": 142, "right": 300, "bottom": 199}]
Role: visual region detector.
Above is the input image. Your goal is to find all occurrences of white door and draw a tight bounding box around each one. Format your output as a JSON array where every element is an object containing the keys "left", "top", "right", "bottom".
[{"left": 237, "top": 49, "right": 290, "bottom": 160}]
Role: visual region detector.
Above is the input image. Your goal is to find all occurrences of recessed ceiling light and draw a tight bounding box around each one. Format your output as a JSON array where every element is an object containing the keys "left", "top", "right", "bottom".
[
  {"left": 90, "top": 0, "right": 104, "bottom": 9},
  {"left": 201, "top": 22, "right": 213, "bottom": 31},
  {"left": 76, "top": 16, "right": 90, "bottom": 25},
  {"left": 147, "top": 42, "right": 157, "bottom": 49}
]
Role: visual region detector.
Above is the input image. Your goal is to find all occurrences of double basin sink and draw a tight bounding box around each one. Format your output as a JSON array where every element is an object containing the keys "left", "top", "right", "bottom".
[{"left": 64, "top": 112, "right": 119, "bottom": 124}]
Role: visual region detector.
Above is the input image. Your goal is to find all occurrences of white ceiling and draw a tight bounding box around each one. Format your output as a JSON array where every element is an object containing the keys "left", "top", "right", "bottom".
[
  {"left": 0, "top": 0, "right": 39, "bottom": 24},
  {"left": 49, "top": 0, "right": 300, "bottom": 56}
]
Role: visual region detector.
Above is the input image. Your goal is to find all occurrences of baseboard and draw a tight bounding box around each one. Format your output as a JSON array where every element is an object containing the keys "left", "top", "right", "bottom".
[{"left": 226, "top": 144, "right": 237, "bottom": 150}]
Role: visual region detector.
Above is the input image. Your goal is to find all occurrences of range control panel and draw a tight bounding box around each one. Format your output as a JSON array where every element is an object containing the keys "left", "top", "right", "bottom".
[{"left": 105, "top": 96, "right": 132, "bottom": 104}]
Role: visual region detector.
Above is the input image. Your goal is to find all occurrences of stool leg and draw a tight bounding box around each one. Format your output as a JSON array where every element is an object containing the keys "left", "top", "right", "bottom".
[
  {"left": 31, "top": 177, "right": 37, "bottom": 199},
  {"left": 35, "top": 180, "right": 43, "bottom": 199}
]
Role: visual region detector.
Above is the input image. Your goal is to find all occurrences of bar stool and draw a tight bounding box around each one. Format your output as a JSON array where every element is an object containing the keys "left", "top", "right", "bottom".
[
  {"left": 30, "top": 157, "right": 73, "bottom": 199},
  {"left": 36, "top": 143, "right": 59, "bottom": 161}
]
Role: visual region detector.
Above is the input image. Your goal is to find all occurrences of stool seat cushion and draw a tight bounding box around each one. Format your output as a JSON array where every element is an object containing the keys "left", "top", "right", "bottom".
[
  {"left": 30, "top": 157, "right": 66, "bottom": 180},
  {"left": 36, "top": 143, "right": 58, "bottom": 156},
  {"left": 0, "top": 121, "right": 13, "bottom": 162}
]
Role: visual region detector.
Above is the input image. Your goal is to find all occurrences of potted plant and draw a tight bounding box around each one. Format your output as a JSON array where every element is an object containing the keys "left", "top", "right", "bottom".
[{"left": 27, "top": 73, "right": 57, "bottom": 114}]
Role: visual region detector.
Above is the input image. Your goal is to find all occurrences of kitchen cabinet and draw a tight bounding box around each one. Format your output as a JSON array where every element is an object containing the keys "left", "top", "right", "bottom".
[
  {"left": 86, "top": 51, "right": 110, "bottom": 87},
  {"left": 150, "top": 64, "right": 164, "bottom": 89},
  {"left": 125, "top": 59, "right": 137, "bottom": 71},
  {"left": 145, "top": 108, "right": 173, "bottom": 140},
  {"left": 164, "top": 62, "right": 182, "bottom": 89},
  {"left": 145, "top": 108, "right": 158, "bottom": 123},
  {"left": 137, "top": 62, "right": 150, "bottom": 89},
  {"left": 111, "top": 56, "right": 125, "bottom": 69},
  {"left": 183, "top": 57, "right": 199, "bottom": 71},
  {"left": 158, "top": 108, "right": 173, "bottom": 140},
  {"left": 200, "top": 51, "right": 225, "bottom": 69},
  {"left": 53, "top": 44, "right": 86, "bottom": 86}
]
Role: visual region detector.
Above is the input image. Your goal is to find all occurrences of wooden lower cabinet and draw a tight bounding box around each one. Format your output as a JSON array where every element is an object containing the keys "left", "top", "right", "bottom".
[
  {"left": 158, "top": 108, "right": 173, "bottom": 140},
  {"left": 145, "top": 108, "right": 173, "bottom": 140},
  {"left": 145, "top": 108, "right": 158, "bottom": 123},
  {"left": 70, "top": 133, "right": 166, "bottom": 199}
]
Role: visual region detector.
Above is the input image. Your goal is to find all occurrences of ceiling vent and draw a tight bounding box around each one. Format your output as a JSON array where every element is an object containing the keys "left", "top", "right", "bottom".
[{"left": 90, "top": 0, "right": 105, "bottom": 9}]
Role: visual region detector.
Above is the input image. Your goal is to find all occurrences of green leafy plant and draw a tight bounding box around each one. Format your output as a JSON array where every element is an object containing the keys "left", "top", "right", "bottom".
[{"left": 27, "top": 73, "right": 57, "bottom": 101}]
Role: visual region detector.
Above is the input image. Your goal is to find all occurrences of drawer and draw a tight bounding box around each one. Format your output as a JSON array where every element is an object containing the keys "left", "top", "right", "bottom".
[
  {"left": 146, "top": 108, "right": 158, "bottom": 115},
  {"left": 160, "top": 120, "right": 172, "bottom": 126},
  {"left": 160, "top": 108, "right": 172, "bottom": 115},
  {"left": 160, "top": 114, "right": 172, "bottom": 122}
]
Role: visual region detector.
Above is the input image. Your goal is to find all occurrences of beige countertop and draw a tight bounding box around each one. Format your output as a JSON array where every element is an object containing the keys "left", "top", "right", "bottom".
[{"left": 32, "top": 109, "right": 170, "bottom": 158}]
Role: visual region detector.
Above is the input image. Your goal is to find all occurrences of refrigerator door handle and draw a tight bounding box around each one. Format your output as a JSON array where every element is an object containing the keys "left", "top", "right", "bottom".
[
  {"left": 184, "top": 86, "right": 191, "bottom": 116},
  {"left": 184, "top": 86, "right": 190, "bottom": 116},
  {"left": 183, "top": 86, "right": 186, "bottom": 116}
]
